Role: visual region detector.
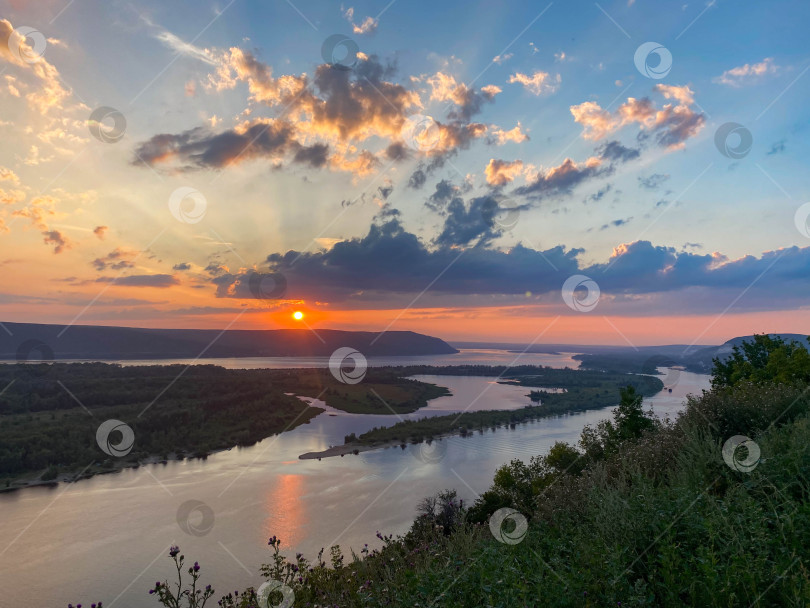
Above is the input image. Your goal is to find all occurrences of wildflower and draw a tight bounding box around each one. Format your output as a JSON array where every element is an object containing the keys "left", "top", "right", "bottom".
[{"left": 169, "top": 546, "right": 180, "bottom": 558}]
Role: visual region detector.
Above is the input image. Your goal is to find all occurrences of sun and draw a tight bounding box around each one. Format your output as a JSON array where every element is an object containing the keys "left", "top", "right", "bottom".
[{"left": 292, "top": 311, "right": 304, "bottom": 321}]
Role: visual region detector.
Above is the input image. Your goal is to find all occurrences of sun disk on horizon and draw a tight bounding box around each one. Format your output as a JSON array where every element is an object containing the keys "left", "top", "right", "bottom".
[{"left": 292, "top": 311, "right": 304, "bottom": 321}]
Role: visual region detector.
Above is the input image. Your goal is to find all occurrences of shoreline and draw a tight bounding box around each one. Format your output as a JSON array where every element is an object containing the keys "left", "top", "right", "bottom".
[
  {"left": 299, "top": 422, "right": 519, "bottom": 460},
  {"left": 0, "top": 448, "right": 232, "bottom": 494}
]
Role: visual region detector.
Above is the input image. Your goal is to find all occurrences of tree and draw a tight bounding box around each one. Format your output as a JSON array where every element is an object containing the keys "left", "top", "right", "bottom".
[
  {"left": 580, "top": 385, "right": 656, "bottom": 458},
  {"left": 611, "top": 385, "right": 656, "bottom": 442},
  {"left": 711, "top": 335, "right": 810, "bottom": 389}
]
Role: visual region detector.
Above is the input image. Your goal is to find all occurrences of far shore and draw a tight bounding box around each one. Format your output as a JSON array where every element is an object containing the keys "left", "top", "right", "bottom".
[
  {"left": 0, "top": 448, "right": 234, "bottom": 493},
  {"left": 299, "top": 423, "right": 508, "bottom": 460}
]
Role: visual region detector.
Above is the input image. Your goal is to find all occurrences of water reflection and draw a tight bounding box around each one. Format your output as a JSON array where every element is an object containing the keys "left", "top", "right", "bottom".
[
  {"left": 264, "top": 474, "right": 306, "bottom": 550},
  {"left": 0, "top": 359, "right": 710, "bottom": 608}
]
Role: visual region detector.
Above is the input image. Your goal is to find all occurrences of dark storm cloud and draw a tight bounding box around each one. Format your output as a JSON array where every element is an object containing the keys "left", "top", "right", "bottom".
[
  {"left": 293, "top": 143, "right": 330, "bottom": 167},
  {"left": 210, "top": 219, "right": 810, "bottom": 314},
  {"left": 408, "top": 167, "right": 427, "bottom": 189},
  {"left": 133, "top": 121, "right": 299, "bottom": 170},
  {"left": 513, "top": 157, "right": 608, "bottom": 198},
  {"left": 385, "top": 142, "right": 409, "bottom": 161},
  {"left": 433, "top": 195, "right": 502, "bottom": 248},
  {"left": 513, "top": 140, "right": 637, "bottom": 200},
  {"left": 446, "top": 85, "right": 498, "bottom": 121},
  {"left": 597, "top": 140, "right": 640, "bottom": 163}
]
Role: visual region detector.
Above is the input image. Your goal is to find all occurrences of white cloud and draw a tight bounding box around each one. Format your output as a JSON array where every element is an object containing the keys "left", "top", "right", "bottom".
[
  {"left": 713, "top": 58, "right": 778, "bottom": 87},
  {"left": 342, "top": 6, "right": 378, "bottom": 34}
]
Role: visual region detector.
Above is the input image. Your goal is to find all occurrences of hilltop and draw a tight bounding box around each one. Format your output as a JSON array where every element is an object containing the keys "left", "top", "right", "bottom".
[{"left": 0, "top": 322, "right": 459, "bottom": 360}]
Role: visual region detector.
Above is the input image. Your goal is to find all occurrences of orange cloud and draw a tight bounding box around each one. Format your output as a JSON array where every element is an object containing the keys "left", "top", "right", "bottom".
[
  {"left": 570, "top": 86, "right": 705, "bottom": 149},
  {"left": 0, "top": 19, "right": 70, "bottom": 114},
  {"left": 485, "top": 158, "right": 526, "bottom": 186},
  {"left": 508, "top": 70, "right": 560, "bottom": 95},
  {"left": 42, "top": 229, "right": 70, "bottom": 254},
  {"left": 490, "top": 122, "right": 529, "bottom": 144}
]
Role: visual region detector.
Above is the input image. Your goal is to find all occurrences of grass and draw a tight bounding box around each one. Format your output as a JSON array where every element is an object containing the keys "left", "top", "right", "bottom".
[{"left": 143, "top": 379, "right": 810, "bottom": 608}]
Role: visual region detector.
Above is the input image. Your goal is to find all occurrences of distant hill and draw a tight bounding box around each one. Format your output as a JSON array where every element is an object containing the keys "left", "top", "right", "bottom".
[
  {"left": 681, "top": 333, "right": 810, "bottom": 373},
  {"left": 0, "top": 322, "right": 459, "bottom": 360},
  {"left": 566, "top": 333, "right": 810, "bottom": 375}
]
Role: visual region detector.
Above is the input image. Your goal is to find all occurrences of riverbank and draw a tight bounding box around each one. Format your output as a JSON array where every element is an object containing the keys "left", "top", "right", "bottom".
[
  {"left": 1, "top": 367, "right": 710, "bottom": 608},
  {"left": 1, "top": 445, "right": 238, "bottom": 493},
  {"left": 149, "top": 339, "right": 810, "bottom": 607},
  {"left": 0, "top": 363, "right": 455, "bottom": 484}
]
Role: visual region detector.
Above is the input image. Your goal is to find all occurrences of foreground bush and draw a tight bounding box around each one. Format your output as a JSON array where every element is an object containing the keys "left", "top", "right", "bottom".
[{"left": 134, "top": 337, "right": 810, "bottom": 607}]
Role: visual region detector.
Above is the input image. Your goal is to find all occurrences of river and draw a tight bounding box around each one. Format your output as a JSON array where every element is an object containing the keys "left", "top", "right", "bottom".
[{"left": 0, "top": 351, "right": 710, "bottom": 607}]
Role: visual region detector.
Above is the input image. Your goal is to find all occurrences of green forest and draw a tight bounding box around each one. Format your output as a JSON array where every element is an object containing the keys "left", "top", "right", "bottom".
[
  {"left": 351, "top": 369, "right": 662, "bottom": 446},
  {"left": 138, "top": 335, "right": 810, "bottom": 608},
  {"left": 0, "top": 363, "right": 447, "bottom": 484}
]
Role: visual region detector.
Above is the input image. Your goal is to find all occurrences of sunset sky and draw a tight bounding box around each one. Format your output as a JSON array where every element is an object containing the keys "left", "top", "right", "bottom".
[{"left": 0, "top": 0, "right": 808, "bottom": 345}]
